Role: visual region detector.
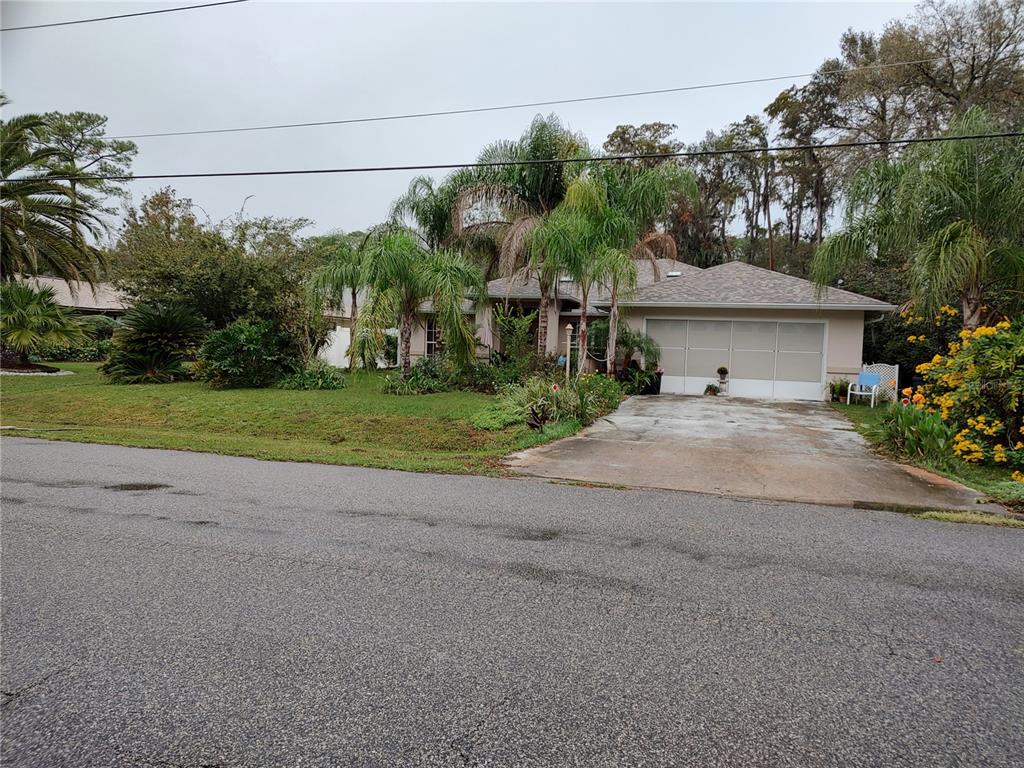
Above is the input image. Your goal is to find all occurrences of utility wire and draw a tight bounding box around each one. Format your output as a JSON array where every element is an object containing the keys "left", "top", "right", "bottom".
[
  {"left": 105, "top": 56, "right": 955, "bottom": 140},
  {"left": 45, "top": 131, "right": 1024, "bottom": 182},
  {"left": 0, "top": 0, "right": 251, "bottom": 32}
]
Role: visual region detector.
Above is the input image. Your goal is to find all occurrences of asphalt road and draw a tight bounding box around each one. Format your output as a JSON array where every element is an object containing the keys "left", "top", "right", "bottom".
[{"left": 2, "top": 438, "right": 1022, "bottom": 767}]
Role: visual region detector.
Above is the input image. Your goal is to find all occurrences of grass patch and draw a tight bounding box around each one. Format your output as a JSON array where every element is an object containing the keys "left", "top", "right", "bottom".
[
  {"left": 0, "top": 363, "right": 581, "bottom": 475},
  {"left": 834, "top": 402, "right": 1024, "bottom": 512},
  {"left": 912, "top": 510, "right": 1024, "bottom": 529}
]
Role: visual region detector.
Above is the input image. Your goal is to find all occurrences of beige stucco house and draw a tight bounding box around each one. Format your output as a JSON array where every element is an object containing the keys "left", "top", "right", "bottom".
[
  {"left": 408, "top": 259, "right": 894, "bottom": 402},
  {"left": 599, "top": 261, "right": 895, "bottom": 400}
]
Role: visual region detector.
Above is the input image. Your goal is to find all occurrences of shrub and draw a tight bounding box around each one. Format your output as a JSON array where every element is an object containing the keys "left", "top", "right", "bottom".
[
  {"left": 198, "top": 319, "right": 299, "bottom": 388},
  {"left": 35, "top": 339, "right": 114, "bottom": 362},
  {"left": 913, "top": 319, "right": 1024, "bottom": 469},
  {"left": 382, "top": 355, "right": 450, "bottom": 395},
  {"left": 872, "top": 402, "right": 954, "bottom": 466},
  {"left": 490, "top": 373, "right": 623, "bottom": 430},
  {"left": 277, "top": 362, "right": 347, "bottom": 391},
  {"left": 1, "top": 283, "right": 87, "bottom": 365},
  {"left": 81, "top": 315, "right": 119, "bottom": 340},
  {"left": 101, "top": 303, "right": 206, "bottom": 384}
]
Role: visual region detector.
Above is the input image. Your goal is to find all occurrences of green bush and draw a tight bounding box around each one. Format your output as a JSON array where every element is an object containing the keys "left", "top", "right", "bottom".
[
  {"left": 277, "top": 362, "right": 347, "bottom": 391},
  {"left": 491, "top": 373, "right": 624, "bottom": 430},
  {"left": 35, "top": 339, "right": 114, "bottom": 362},
  {"left": 81, "top": 315, "right": 119, "bottom": 340},
  {"left": 101, "top": 303, "right": 207, "bottom": 384},
  {"left": 871, "top": 402, "right": 955, "bottom": 466},
  {"left": 198, "top": 319, "right": 299, "bottom": 389}
]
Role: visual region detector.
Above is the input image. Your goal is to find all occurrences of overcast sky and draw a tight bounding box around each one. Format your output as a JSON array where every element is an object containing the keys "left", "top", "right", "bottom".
[{"left": 3, "top": 1, "right": 914, "bottom": 236}]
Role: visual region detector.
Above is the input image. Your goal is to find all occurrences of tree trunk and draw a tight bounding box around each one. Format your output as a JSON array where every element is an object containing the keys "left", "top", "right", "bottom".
[
  {"left": 536, "top": 282, "right": 551, "bottom": 356},
  {"left": 606, "top": 285, "right": 619, "bottom": 377},
  {"left": 765, "top": 196, "right": 775, "bottom": 271},
  {"left": 348, "top": 287, "right": 359, "bottom": 370},
  {"left": 962, "top": 285, "right": 983, "bottom": 331},
  {"left": 399, "top": 311, "right": 414, "bottom": 378},
  {"left": 577, "top": 285, "right": 590, "bottom": 374}
]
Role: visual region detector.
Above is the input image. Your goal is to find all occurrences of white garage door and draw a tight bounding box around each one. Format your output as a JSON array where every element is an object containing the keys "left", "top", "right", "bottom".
[{"left": 644, "top": 319, "right": 825, "bottom": 400}]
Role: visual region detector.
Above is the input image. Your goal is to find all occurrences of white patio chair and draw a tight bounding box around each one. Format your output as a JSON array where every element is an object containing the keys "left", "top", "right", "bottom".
[{"left": 847, "top": 372, "right": 882, "bottom": 407}]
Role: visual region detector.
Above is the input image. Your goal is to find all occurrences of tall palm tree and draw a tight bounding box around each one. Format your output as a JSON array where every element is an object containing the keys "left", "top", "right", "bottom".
[
  {"left": 450, "top": 115, "right": 587, "bottom": 355},
  {"left": 308, "top": 237, "right": 366, "bottom": 369},
  {"left": 1, "top": 109, "right": 106, "bottom": 285},
  {"left": 811, "top": 107, "right": 1024, "bottom": 329},
  {"left": 354, "top": 230, "right": 484, "bottom": 377}
]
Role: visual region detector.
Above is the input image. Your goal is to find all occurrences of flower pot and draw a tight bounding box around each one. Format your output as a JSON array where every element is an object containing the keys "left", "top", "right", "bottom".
[{"left": 641, "top": 371, "right": 663, "bottom": 395}]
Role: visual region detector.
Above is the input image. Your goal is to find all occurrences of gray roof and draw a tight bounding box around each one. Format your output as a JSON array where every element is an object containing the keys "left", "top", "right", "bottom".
[
  {"left": 603, "top": 261, "right": 894, "bottom": 310},
  {"left": 486, "top": 259, "right": 697, "bottom": 304}
]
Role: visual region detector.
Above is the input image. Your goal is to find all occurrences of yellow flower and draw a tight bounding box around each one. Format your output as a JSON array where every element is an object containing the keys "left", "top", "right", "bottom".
[
  {"left": 1012, "top": 471, "right": 1024, "bottom": 484},
  {"left": 902, "top": 387, "right": 913, "bottom": 396}
]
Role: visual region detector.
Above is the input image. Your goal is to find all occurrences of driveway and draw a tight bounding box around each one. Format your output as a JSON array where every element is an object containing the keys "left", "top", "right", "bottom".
[
  {"left": 2, "top": 438, "right": 1022, "bottom": 766},
  {"left": 507, "top": 396, "right": 992, "bottom": 511}
]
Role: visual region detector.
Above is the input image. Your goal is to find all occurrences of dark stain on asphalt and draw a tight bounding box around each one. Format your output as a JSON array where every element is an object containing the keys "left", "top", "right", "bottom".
[
  {"left": 1, "top": 497, "right": 27, "bottom": 505},
  {"left": 170, "top": 490, "right": 202, "bottom": 497},
  {"left": 506, "top": 528, "right": 561, "bottom": 542},
  {"left": 104, "top": 483, "right": 171, "bottom": 492},
  {"left": 184, "top": 519, "right": 219, "bottom": 527}
]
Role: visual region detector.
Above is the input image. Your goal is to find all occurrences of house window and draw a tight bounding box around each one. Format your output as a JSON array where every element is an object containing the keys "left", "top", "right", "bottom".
[{"left": 425, "top": 318, "right": 441, "bottom": 357}]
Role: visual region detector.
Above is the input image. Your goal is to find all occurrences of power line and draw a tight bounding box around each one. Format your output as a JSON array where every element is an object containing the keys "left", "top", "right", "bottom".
[
  {"left": 105, "top": 56, "right": 953, "bottom": 140},
  {"left": 45, "top": 131, "right": 1023, "bottom": 182},
  {"left": 0, "top": 0, "right": 251, "bottom": 32}
]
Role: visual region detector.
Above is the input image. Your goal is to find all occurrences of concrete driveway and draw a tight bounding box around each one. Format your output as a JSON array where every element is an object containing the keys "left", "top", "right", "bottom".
[{"left": 507, "top": 396, "right": 992, "bottom": 511}]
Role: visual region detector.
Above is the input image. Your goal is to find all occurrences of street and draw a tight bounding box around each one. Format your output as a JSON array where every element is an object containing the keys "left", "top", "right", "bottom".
[{"left": 2, "top": 437, "right": 1022, "bottom": 766}]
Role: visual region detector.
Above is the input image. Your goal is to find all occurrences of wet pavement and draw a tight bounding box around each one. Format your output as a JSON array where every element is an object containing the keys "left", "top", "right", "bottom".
[
  {"left": 2, "top": 438, "right": 1023, "bottom": 766},
  {"left": 507, "top": 396, "right": 995, "bottom": 511}
]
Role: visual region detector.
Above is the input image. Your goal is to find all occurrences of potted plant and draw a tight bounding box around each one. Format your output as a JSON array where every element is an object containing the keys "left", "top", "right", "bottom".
[
  {"left": 641, "top": 365, "right": 664, "bottom": 395},
  {"left": 717, "top": 365, "right": 728, "bottom": 384},
  {"left": 829, "top": 378, "right": 850, "bottom": 402},
  {"left": 704, "top": 382, "right": 720, "bottom": 396}
]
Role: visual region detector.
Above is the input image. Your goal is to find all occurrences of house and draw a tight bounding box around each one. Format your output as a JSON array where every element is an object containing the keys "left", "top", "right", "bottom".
[
  {"left": 409, "top": 258, "right": 697, "bottom": 362},
  {"left": 594, "top": 261, "right": 895, "bottom": 400},
  {"left": 408, "top": 259, "right": 894, "bottom": 402}
]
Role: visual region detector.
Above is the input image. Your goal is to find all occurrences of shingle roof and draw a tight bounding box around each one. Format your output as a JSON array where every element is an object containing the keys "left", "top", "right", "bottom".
[
  {"left": 487, "top": 259, "right": 697, "bottom": 303},
  {"left": 605, "top": 260, "right": 894, "bottom": 310}
]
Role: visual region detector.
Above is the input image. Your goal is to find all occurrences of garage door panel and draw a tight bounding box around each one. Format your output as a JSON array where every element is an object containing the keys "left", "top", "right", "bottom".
[
  {"left": 731, "top": 349, "right": 775, "bottom": 380},
  {"left": 776, "top": 351, "right": 823, "bottom": 382},
  {"left": 731, "top": 321, "right": 777, "bottom": 351},
  {"left": 659, "top": 348, "right": 686, "bottom": 376},
  {"left": 687, "top": 320, "right": 731, "bottom": 349},
  {"left": 778, "top": 322, "right": 824, "bottom": 352},
  {"left": 686, "top": 348, "right": 730, "bottom": 378},
  {"left": 645, "top": 320, "right": 686, "bottom": 349}
]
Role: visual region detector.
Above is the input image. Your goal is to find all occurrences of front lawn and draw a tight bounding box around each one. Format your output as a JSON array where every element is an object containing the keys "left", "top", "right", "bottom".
[
  {"left": 834, "top": 402, "right": 1024, "bottom": 514},
  {"left": 0, "top": 364, "right": 579, "bottom": 474}
]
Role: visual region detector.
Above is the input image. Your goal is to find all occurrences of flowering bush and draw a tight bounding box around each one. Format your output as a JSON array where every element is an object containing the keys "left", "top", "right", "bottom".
[{"left": 910, "top": 318, "right": 1023, "bottom": 469}]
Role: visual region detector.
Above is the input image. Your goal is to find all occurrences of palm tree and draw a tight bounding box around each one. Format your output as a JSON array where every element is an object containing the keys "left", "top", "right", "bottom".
[
  {"left": 1, "top": 282, "right": 86, "bottom": 365},
  {"left": 539, "top": 161, "right": 698, "bottom": 374},
  {"left": 354, "top": 230, "right": 484, "bottom": 377},
  {"left": 309, "top": 237, "right": 366, "bottom": 369},
  {"left": 811, "top": 107, "right": 1024, "bottom": 329},
  {"left": 1, "top": 109, "right": 106, "bottom": 285},
  {"left": 450, "top": 115, "right": 587, "bottom": 355}
]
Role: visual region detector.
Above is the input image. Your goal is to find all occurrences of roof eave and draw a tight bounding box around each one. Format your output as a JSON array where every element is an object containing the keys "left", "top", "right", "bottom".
[{"left": 604, "top": 301, "right": 897, "bottom": 311}]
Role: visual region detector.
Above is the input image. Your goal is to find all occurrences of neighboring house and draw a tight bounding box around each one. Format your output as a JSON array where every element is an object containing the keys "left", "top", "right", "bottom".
[
  {"left": 23, "top": 277, "right": 129, "bottom": 317},
  {"left": 596, "top": 261, "right": 895, "bottom": 400}
]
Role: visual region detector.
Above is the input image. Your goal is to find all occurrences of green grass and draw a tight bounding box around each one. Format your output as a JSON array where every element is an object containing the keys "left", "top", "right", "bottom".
[
  {"left": 912, "top": 510, "right": 1024, "bottom": 528},
  {"left": 833, "top": 402, "right": 1024, "bottom": 514},
  {"left": 0, "top": 363, "right": 580, "bottom": 475}
]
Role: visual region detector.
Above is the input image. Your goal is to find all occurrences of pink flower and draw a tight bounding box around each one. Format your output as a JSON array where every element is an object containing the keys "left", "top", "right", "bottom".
[
  {"left": 900, "top": 397, "right": 911, "bottom": 406},
  {"left": 551, "top": 384, "right": 559, "bottom": 393}
]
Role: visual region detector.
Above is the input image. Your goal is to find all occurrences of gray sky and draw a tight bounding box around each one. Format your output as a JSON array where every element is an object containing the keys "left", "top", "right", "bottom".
[{"left": 2, "top": 1, "right": 914, "bottom": 236}]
